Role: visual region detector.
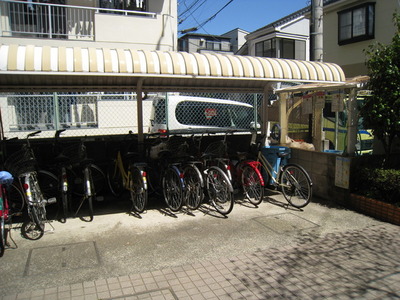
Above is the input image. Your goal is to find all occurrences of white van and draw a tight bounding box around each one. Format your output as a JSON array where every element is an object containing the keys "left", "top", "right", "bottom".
[{"left": 149, "top": 95, "right": 259, "bottom": 134}]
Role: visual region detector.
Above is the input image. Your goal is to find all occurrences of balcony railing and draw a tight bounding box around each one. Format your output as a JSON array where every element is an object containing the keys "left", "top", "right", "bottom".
[{"left": 0, "top": 0, "right": 156, "bottom": 40}]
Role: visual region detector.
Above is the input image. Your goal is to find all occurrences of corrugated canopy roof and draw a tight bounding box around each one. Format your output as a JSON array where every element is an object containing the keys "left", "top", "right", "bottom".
[{"left": 0, "top": 44, "right": 346, "bottom": 92}]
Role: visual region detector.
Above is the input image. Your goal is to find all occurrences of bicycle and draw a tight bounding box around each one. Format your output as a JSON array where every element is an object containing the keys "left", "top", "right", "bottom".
[
  {"left": 202, "top": 130, "right": 264, "bottom": 207},
  {"left": 107, "top": 132, "right": 148, "bottom": 213},
  {"left": 61, "top": 137, "right": 106, "bottom": 222},
  {"left": 188, "top": 133, "right": 235, "bottom": 215},
  {"left": 0, "top": 171, "right": 24, "bottom": 257},
  {"left": 4, "top": 131, "right": 56, "bottom": 240},
  {"left": 255, "top": 140, "right": 312, "bottom": 208},
  {"left": 148, "top": 134, "right": 204, "bottom": 212},
  {"left": 38, "top": 129, "right": 72, "bottom": 223}
]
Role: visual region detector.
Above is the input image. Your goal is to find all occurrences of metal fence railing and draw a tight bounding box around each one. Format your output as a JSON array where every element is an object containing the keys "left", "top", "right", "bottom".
[
  {"left": 0, "top": 92, "right": 264, "bottom": 140},
  {"left": 0, "top": 0, "right": 156, "bottom": 40}
]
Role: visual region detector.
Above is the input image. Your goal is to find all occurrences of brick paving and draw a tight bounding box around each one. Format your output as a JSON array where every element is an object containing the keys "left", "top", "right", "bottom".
[{"left": 2, "top": 224, "right": 399, "bottom": 300}]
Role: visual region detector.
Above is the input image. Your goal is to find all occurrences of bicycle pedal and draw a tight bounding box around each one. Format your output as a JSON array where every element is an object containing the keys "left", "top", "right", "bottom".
[{"left": 96, "top": 196, "right": 104, "bottom": 202}]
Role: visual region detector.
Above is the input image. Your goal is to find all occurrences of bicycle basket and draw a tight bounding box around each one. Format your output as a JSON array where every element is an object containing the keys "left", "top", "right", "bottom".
[
  {"left": 4, "top": 146, "right": 37, "bottom": 176},
  {"left": 166, "top": 136, "right": 190, "bottom": 158},
  {"left": 203, "top": 140, "right": 227, "bottom": 158},
  {"left": 61, "top": 143, "right": 87, "bottom": 164}
]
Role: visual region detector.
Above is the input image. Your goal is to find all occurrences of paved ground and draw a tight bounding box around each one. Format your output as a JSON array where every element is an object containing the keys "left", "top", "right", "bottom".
[{"left": 0, "top": 191, "right": 399, "bottom": 300}]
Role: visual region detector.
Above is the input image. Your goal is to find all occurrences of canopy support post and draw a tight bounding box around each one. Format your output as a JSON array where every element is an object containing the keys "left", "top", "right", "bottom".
[
  {"left": 262, "top": 83, "right": 273, "bottom": 140},
  {"left": 136, "top": 78, "right": 145, "bottom": 148},
  {"left": 279, "top": 92, "right": 288, "bottom": 145},
  {"left": 346, "top": 87, "right": 358, "bottom": 156}
]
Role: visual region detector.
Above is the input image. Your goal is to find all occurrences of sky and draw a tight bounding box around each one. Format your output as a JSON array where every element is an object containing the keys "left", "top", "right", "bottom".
[{"left": 178, "top": 0, "right": 311, "bottom": 36}]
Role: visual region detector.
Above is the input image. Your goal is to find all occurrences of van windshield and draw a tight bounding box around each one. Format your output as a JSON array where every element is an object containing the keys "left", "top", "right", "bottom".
[{"left": 175, "top": 101, "right": 256, "bottom": 130}]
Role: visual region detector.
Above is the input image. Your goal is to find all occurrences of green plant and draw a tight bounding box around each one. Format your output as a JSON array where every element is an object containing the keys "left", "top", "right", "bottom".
[
  {"left": 361, "top": 13, "right": 400, "bottom": 163},
  {"left": 353, "top": 167, "right": 400, "bottom": 205}
]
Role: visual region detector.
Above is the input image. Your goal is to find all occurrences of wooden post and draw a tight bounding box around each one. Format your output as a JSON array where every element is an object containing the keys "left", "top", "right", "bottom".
[
  {"left": 346, "top": 88, "right": 358, "bottom": 155},
  {"left": 279, "top": 92, "right": 288, "bottom": 145}
]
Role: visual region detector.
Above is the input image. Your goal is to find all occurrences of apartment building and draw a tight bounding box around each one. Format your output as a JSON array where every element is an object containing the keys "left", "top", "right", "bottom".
[
  {"left": 0, "top": 0, "right": 178, "bottom": 50},
  {"left": 0, "top": 0, "right": 178, "bottom": 137}
]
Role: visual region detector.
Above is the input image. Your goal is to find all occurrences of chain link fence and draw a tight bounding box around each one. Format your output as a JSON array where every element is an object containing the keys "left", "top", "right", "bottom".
[{"left": 0, "top": 91, "right": 267, "bottom": 140}]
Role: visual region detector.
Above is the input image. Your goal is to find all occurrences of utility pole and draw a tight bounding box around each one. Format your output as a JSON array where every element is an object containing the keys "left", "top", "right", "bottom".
[{"left": 311, "top": 0, "right": 323, "bottom": 62}]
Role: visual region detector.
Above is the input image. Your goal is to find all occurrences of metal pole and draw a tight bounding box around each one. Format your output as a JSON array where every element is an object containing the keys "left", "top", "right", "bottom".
[
  {"left": 136, "top": 78, "right": 144, "bottom": 145},
  {"left": 311, "top": 0, "right": 323, "bottom": 62}
]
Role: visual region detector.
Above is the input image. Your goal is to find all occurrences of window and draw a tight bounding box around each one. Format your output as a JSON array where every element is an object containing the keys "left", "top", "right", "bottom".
[
  {"left": 255, "top": 39, "right": 277, "bottom": 58},
  {"left": 255, "top": 38, "right": 305, "bottom": 60},
  {"left": 205, "top": 41, "right": 221, "bottom": 51},
  {"left": 338, "top": 3, "right": 375, "bottom": 45},
  {"left": 100, "top": 0, "right": 147, "bottom": 12}
]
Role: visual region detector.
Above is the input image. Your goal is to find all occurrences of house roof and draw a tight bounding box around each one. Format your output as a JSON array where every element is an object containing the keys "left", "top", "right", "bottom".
[{"left": 0, "top": 44, "right": 346, "bottom": 92}]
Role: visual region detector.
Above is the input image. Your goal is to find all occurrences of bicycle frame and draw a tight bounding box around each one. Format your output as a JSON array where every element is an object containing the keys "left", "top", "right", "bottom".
[{"left": 257, "top": 150, "right": 281, "bottom": 186}]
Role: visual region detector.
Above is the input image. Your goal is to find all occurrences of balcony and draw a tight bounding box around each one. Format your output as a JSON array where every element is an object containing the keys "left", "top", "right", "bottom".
[{"left": 0, "top": 0, "right": 156, "bottom": 41}]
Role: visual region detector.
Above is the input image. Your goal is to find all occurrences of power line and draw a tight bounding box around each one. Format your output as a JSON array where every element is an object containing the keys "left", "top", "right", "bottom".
[{"left": 179, "top": 0, "right": 234, "bottom": 33}]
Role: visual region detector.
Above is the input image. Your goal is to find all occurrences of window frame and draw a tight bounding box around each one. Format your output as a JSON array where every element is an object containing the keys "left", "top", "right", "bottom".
[{"left": 337, "top": 2, "right": 375, "bottom": 46}]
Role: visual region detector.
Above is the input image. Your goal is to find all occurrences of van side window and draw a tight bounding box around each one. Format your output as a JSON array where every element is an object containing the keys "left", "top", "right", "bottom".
[{"left": 176, "top": 101, "right": 232, "bottom": 127}]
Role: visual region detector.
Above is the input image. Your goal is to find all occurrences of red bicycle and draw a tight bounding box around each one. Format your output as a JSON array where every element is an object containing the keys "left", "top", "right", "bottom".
[{"left": 0, "top": 171, "right": 24, "bottom": 257}]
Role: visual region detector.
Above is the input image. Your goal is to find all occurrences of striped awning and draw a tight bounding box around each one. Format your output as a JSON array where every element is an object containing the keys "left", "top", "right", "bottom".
[{"left": 0, "top": 44, "right": 346, "bottom": 92}]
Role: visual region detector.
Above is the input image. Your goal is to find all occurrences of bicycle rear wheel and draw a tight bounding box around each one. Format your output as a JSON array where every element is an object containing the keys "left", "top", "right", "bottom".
[
  {"left": 162, "top": 167, "right": 184, "bottom": 212},
  {"left": 129, "top": 166, "right": 148, "bottom": 213},
  {"left": 241, "top": 164, "right": 264, "bottom": 206},
  {"left": 183, "top": 164, "right": 203, "bottom": 210},
  {"left": 8, "top": 182, "right": 25, "bottom": 214},
  {"left": 0, "top": 214, "right": 5, "bottom": 257},
  {"left": 280, "top": 164, "right": 312, "bottom": 208},
  {"left": 21, "top": 219, "right": 44, "bottom": 240},
  {"left": 206, "top": 166, "right": 234, "bottom": 215},
  {"left": 77, "top": 165, "right": 94, "bottom": 222}
]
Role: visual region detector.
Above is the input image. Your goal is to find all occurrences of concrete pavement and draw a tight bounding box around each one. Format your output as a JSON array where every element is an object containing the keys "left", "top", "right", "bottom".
[{"left": 0, "top": 191, "right": 399, "bottom": 299}]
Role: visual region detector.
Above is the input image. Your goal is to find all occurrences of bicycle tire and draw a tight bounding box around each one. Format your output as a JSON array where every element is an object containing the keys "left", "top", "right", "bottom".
[
  {"left": 183, "top": 164, "right": 203, "bottom": 210},
  {"left": 71, "top": 164, "right": 105, "bottom": 197},
  {"left": 107, "top": 160, "right": 124, "bottom": 197},
  {"left": 0, "top": 215, "right": 5, "bottom": 257},
  {"left": 60, "top": 189, "right": 69, "bottom": 223},
  {"left": 30, "top": 204, "right": 46, "bottom": 232},
  {"left": 21, "top": 220, "right": 44, "bottom": 240},
  {"left": 162, "top": 166, "right": 184, "bottom": 212},
  {"left": 28, "top": 174, "right": 47, "bottom": 230},
  {"left": 129, "top": 166, "right": 148, "bottom": 213},
  {"left": 241, "top": 164, "right": 264, "bottom": 206},
  {"left": 78, "top": 166, "right": 94, "bottom": 222},
  {"left": 37, "top": 170, "right": 59, "bottom": 200},
  {"left": 206, "top": 166, "right": 234, "bottom": 215},
  {"left": 280, "top": 164, "right": 312, "bottom": 208},
  {"left": 8, "top": 182, "right": 25, "bottom": 213}
]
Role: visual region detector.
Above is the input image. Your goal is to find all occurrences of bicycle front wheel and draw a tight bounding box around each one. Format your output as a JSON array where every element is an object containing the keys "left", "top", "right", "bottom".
[
  {"left": 71, "top": 164, "right": 105, "bottom": 197},
  {"left": 129, "top": 166, "right": 148, "bottom": 213},
  {"left": 107, "top": 161, "right": 124, "bottom": 197},
  {"left": 162, "top": 167, "right": 184, "bottom": 212},
  {"left": 206, "top": 166, "right": 234, "bottom": 215},
  {"left": 183, "top": 164, "right": 203, "bottom": 210},
  {"left": 280, "top": 164, "right": 312, "bottom": 208},
  {"left": 37, "top": 170, "right": 58, "bottom": 200},
  {"left": 241, "top": 164, "right": 264, "bottom": 206},
  {"left": 78, "top": 166, "right": 94, "bottom": 222}
]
